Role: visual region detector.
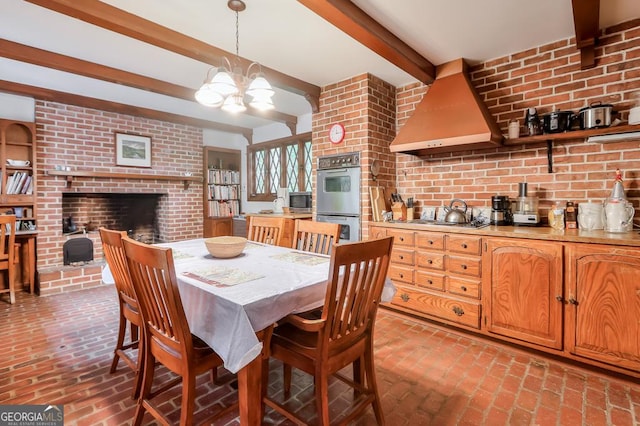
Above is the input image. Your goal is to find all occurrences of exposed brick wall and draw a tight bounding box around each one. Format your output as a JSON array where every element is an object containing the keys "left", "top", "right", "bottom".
[
  {"left": 35, "top": 101, "right": 203, "bottom": 295},
  {"left": 394, "top": 19, "right": 640, "bottom": 219},
  {"left": 312, "top": 74, "right": 396, "bottom": 239}
]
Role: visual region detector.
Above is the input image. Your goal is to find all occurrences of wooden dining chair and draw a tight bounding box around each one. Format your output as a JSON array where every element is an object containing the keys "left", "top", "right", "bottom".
[
  {"left": 247, "top": 216, "right": 286, "bottom": 246},
  {"left": 121, "top": 236, "right": 237, "bottom": 426},
  {"left": 99, "top": 228, "right": 144, "bottom": 399},
  {"left": 291, "top": 220, "right": 341, "bottom": 255},
  {"left": 264, "top": 236, "right": 394, "bottom": 426},
  {"left": 0, "top": 215, "right": 17, "bottom": 304}
]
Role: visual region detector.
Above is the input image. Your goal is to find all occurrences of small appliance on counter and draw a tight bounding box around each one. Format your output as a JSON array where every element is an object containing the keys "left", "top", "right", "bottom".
[
  {"left": 513, "top": 182, "right": 540, "bottom": 226},
  {"left": 490, "top": 195, "right": 512, "bottom": 225}
]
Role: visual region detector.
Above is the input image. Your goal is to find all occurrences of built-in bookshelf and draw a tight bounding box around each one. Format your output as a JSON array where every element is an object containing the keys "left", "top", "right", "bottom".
[
  {"left": 0, "top": 119, "right": 37, "bottom": 231},
  {"left": 203, "top": 147, "right": 241, "bottom": 237}
]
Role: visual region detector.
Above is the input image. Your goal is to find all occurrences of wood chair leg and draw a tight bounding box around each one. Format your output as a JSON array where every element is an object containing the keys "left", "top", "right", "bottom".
[
  {"left": 180, "top": 373, "right": 196, "bottom": 426},
  {"left": 110, "top": 306, "right": 127, "bottom": 373},
  {"left": 315, "top": 369, "right": 330, "bottom": 426},
  {"left": 133, "top": 349, "right": 155, "bottom": 426},
  {"left": 365, "top": 342, "right": 384, "bottom": 425},
  {"left": 283, "top": 363, "right": 292, "bottom": 398}
]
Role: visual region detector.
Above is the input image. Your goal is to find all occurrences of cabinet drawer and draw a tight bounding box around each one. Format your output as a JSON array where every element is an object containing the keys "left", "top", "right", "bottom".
[
  {"left": 447, "top": 277, "right": 480, "bottom": 299},
  {"left": 416, "top": 232, "right": 445, "bottom": 250},
  {"left": 388, "top": 264, "right": 413, "bottom": 284},
  {"left": 387, "top": 229, "right": 415, "bottom": 247},
  {"left": 416, "top": 252, "right": 445, "bottom": 271},
  {"left": 392, "top": 286, "right": 480, "bottom": 329},
  {"left": 446, "top": 235, "right": 482, "bottom": 255},
  {"left": 415, "top": 270, "right": 445, "bottom": 291},
  {"left": 447, "top": 255, "right": 481, "bottom": 277},
  {"left": 391, "top": 248, "right": 414, "bottom": 265}
]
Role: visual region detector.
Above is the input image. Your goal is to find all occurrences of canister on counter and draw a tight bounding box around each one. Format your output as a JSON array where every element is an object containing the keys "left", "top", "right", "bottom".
[{"left": 565, "top": 201, "right": 577, "bottom": 229}]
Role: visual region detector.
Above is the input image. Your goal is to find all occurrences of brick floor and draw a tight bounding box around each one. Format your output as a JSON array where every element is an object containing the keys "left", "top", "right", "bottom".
[{"left": 1, "top": 285, "right": 639, "bottom": 425}]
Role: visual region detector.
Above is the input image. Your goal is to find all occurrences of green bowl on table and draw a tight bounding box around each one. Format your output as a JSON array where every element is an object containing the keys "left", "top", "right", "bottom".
[{"left": 204, "top": 236, "right": 247, "bottom": 258}]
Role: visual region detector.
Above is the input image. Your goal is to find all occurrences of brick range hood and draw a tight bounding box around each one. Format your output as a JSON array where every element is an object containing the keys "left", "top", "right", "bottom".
[{"left": 389, "top": 58, "right": 503, "bottom": 155}]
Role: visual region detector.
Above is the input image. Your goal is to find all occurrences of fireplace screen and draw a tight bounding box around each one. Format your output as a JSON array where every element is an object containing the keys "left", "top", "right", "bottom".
[{"left": 63, "top": 238, "right": 94, "bottom": 265}]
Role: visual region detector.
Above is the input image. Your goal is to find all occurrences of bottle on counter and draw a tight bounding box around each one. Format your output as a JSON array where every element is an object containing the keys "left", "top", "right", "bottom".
[
  {"left": 565, "top": 201, "right": 577, "bottom": 229},
  {"left": 548, "top": 202, "right": 565, "bottom": 230}
]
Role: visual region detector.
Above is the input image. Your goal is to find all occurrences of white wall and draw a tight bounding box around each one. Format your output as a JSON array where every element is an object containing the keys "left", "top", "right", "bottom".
[
  {"left": 0, "top": 93, "right": 35, "bottom": 121},
  {"left": 202, "top": 112, "right": 312, "bottom": 214}
]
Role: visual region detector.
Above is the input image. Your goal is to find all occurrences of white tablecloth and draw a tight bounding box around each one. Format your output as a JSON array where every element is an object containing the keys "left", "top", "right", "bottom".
[{"left": 157, "top": 238, "right": 395, "bottom": 373}]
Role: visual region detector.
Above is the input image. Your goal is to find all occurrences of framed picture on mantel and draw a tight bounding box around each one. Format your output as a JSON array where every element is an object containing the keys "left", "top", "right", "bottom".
[{"left": 115, "top": 132, "right": 151, "bottom": 168}]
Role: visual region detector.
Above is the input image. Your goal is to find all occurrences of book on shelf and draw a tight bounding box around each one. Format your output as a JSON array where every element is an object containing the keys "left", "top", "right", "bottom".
[
  {"left": 208, "top": 169, "right": 240, "bottom": 185},
  {"left": 208, "top": 200, "right": 240, "bottom": 217}
]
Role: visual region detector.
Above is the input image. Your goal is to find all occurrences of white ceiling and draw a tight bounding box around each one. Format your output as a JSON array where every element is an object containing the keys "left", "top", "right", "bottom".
[{"left": 1, "top": 0, "right": 639, "bottom": 134}]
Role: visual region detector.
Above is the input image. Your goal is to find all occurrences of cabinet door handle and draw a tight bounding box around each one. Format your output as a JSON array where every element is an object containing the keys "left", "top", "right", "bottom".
[
  {"left": 461, "top": 286, "right": 467, "bottom": 292},
  {"left": 427, "top": 259, "right": 433, "bottom": 264},
  {"left": 569, "top": 297, "right": 578, "bottom": 305},
  {"left": 399, "top": 273, "right": 404, "bottom": 279},
  {"left": 461, "top": 243, "right": 468, "bottom": 249},
  {"left": 399, "top": 255, "right": 404, "bottom": 260},
  {"left": 399, "top": 237, "right": 404, "bottom": 242},
  {"left": 555, "top": 295, "right": 564, "bottom": 302},
  {"left": 452, "top": 306, "right": 464, "bottom": 316},
  {"left": 428, "top": 240, "right": 434, "bottom": 245},
  {"left": 400, "top": 293, "right": 409, "bottom": 302},
  {"left": 427, "top": 279, "right": 433, "bottom": 285},
  {"left": 461, "top": 264, "right": 467, "bottom": 270}
]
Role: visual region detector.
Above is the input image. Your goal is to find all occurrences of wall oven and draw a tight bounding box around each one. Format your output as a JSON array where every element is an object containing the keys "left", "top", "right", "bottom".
[{"left": 316, "top": 153, "right": 361, "bottom": 242}]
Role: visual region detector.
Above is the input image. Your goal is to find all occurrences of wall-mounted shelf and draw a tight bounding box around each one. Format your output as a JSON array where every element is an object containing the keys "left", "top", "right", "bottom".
[
  {"left": 503, "top": 124, "right": 640, "bottom": 145},
  {"left": 503, "top": 124, "right": 640, "bottom": 174},
  {"left": 47, "top": 170, "right": 202, "bottom": 189}
]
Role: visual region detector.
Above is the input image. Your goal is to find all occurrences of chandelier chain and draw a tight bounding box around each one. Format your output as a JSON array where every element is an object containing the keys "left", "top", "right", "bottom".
[{"left": 235, "top": 9, "right": 240, "bottom": 59}]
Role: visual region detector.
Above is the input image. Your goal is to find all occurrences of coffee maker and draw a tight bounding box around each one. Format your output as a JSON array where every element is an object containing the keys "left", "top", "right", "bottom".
[
  {"left": 490, "top": 195, "right": 512, "bottom": 225},
  {"left": 512, "top": 182, "right": 540, "bottom": 226}
]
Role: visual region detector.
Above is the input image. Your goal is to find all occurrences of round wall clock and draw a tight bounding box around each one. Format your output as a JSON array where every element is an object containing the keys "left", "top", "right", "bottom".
[{"left": 328, "top": 123, "right": 346, "bottom": 144}]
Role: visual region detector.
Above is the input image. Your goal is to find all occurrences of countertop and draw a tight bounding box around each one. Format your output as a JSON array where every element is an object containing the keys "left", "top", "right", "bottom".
[
  {"left": 371, "top": 221, "right": 640, "bottom": 247},
  {"left": 244, "top": 212, "right": 313, "bottom": 219}
]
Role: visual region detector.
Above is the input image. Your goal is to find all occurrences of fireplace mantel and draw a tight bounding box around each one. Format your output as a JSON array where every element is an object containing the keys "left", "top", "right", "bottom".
[{"left": 47, "top": 170, "right": 202, "bottom": 189}]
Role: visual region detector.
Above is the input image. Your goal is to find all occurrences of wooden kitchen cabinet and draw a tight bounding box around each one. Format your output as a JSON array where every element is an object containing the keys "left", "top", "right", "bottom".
[
  {"left": 483, "top": 237, "right": 564, "bottom": 350},
  {"left": 203, "top": 216, "right": 232, "bottom": 237},
  {"left": 383, "top": 227, "right": 482, "bottom": 330},
  {"left": 565, "top": 243, "right": 640, "bottom": 372}
]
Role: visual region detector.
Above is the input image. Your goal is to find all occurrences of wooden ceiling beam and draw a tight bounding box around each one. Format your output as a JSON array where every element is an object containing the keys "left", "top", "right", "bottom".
[
  {"left": 298, "top": 0, "right": 435, "bottom": 84},
  {"left": 0, "top": 39, "right": 297, "bottom": 127},
  {"left": 25, "top": 0, "right": 320, "bottom": 111},
  {"left": 571, "top": 0, "right": 600, "bottom": 69},
  {"left": 0, "top": 80, "right": 253, "bottom": 142}
]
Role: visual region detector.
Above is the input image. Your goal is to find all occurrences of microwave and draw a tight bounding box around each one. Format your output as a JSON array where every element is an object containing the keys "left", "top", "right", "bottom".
[{"left": 289, "top": 192, "right": 312, "bottom": 210}]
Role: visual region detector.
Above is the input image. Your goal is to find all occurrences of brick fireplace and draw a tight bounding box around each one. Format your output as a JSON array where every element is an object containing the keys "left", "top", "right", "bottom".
[{"left": 35, "top": 102, "right": 204, "bottom": 295}]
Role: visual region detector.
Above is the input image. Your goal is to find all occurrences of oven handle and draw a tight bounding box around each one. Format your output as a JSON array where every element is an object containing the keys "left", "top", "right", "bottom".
[{"left": 320, "top": 168, "right": 350, "bottom": 174}]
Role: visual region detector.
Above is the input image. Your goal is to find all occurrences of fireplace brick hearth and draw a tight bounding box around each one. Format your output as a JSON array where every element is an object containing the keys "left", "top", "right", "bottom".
[{"left": 35, "top": 101, "right": 204, "bottom": 295}]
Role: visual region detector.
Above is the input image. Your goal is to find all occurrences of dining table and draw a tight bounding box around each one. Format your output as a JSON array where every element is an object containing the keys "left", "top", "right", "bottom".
[{"left": 155, "top": 237, "right": 396, "bottom": 425}]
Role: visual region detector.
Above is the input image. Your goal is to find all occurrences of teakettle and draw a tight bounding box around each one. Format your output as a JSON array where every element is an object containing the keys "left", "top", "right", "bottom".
[{"left": 444, "top": 198, "right": 468, "bottom": 224}]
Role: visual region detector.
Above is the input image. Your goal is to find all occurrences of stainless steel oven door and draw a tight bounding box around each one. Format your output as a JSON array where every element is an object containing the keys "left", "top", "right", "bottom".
[
  {"left": 316, "top": 167, "right": 361, "bottom": 215},
  {"left": 316, "top": 214, "right": 360, "bottom": 242}
]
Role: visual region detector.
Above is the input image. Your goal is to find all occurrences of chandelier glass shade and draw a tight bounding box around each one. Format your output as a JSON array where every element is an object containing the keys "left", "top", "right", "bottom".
[{"left": 195, "top": 1, "right": 275, "bottom": 113}]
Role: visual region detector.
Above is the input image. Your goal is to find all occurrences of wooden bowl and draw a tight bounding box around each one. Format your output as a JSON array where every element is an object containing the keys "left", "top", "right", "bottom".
[{"left": 204, "top": 236, "right": 247, "bottom": 258}]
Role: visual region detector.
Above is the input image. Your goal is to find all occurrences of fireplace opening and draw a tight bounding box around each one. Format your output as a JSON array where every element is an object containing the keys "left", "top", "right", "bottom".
[{"left": 62, "top": 192, "right": 166, "bottom": 243}]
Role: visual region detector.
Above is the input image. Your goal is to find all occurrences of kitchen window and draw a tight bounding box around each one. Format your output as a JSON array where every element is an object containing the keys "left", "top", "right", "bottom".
[{"left": 247, "top": 132, "right": 312, "bottom": 201}]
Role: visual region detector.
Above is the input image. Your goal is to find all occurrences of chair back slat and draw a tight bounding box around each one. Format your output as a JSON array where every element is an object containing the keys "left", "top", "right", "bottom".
[
  {"left": 122, "top": 237, "right": 192, "bottom": 357},
  {"left": 322, "top": 237, "right": 393, "bottom": 348},
  {"left": 248, "top": 216, "right": 285, "bottom": 246},
  {"left": 292, "top": 220, "right": 340, "bottom": 255}
]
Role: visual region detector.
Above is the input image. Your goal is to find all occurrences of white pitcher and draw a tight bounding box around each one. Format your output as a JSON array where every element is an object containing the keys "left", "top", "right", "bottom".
[
  {"left": 603, "top": 200, "right": 635, "bottom": 233},
  {"left": 577, "top": 201, "right": 604, "bottom": 231}
]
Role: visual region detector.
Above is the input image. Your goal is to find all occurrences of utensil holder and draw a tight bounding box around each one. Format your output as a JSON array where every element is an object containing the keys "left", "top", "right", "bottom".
[{"left": 391, "top": 202, "right": 407, "bottom": 221}]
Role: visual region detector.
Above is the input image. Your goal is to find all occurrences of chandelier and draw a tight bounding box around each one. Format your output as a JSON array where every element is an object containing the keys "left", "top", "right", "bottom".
[{"left": 195, "top": 0, "right": 274, "bottom": 113}]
